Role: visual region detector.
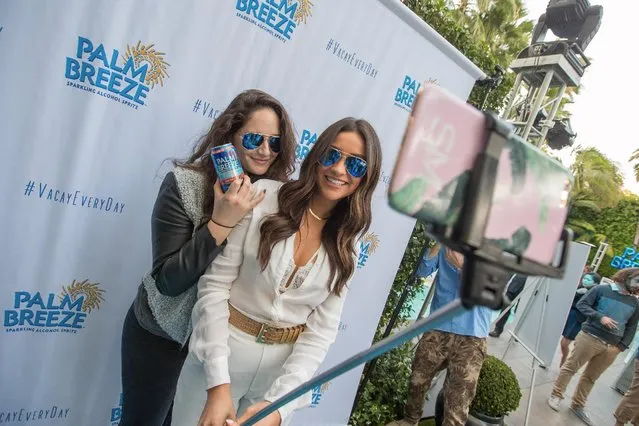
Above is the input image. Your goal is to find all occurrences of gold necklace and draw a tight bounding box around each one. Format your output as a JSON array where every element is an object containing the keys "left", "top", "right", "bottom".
[{"left": 308, "top": 207, "right": 326, "bottom": 221}]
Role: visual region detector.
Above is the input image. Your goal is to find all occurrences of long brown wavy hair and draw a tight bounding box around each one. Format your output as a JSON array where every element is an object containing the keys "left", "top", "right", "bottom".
[
  {"left": 258, "top": 118, "right": 382, "bottom": 296},
  {"left": 612, "top": 268, "right": 639, "bottom": 285},
  {"left": 175, "top": 89, "right": 296, "bottom": 217}
]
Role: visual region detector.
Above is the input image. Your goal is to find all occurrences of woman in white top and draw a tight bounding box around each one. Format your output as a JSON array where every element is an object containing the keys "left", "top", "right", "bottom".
[{"left": 171, "top": 117, "right": 382, "bottom": 426}]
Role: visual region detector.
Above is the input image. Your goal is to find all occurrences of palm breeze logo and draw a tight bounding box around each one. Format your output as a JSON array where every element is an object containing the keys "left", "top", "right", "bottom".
[
  {"left": 358, "top": 232, "right": 380, "bottom": 269},
  {"left": 394, "top": 76, "right": 439, "bottom": 112},
  {"left": 296, "top": 129, "right": 317, "bottom": 163},
  {"left": 4, "top": 279, "right": 105, "bottom": 334},
  {"left": 65, "top": 36, "right": 170, "bottom": 110},
  {"left": 235, "top": 0, "right": 313, "bottom": 42},
  {"left": 310, "top": 382, "right": 331, "bottom": 408}
]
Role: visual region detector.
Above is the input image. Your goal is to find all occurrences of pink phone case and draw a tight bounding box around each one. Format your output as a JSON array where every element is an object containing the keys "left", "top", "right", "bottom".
[{"left": 389, "top": 84, "right": 573, "bottom": 265}]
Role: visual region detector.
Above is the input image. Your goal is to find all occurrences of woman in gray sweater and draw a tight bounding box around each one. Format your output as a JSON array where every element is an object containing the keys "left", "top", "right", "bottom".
[{"left": 119, "top": 89, "right": 296, "bottom": 426}]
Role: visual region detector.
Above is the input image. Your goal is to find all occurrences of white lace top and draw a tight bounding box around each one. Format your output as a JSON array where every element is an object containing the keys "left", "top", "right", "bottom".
[{"left": 279, "top": 253, "right": 319, "bottom": 293}]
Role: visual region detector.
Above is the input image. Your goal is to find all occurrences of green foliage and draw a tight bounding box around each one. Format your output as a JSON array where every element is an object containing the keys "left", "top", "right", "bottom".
[
  {"left": 566, "top": 146, "right": 627, "bottom": 249},
  {"left": 452, "top": 0, "right": 534, "bottom": 66},
  {"left": 570, "top": 146, "right": 624, "bottom": 210},
  {"left": 630, "top": 148, "right": 639, "bottom": 182},
  {"left": 588, "top": 194, "right": 639, "bottom": 278},
  {"left": 349, "top": 341, "right": 418, "bottom": 426},
  {"left": 349, "top": 222, "right": 431, "bottom": 426},
  {"left": 470, "top": 355, "right": 522, "bottom": 417},
  {"left": 402, "top": 0, "right": 518, "bottom": 113}
]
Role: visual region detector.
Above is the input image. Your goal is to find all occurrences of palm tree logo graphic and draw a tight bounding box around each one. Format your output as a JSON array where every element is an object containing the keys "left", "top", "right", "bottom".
[
  {"left": 122, "top": 41, "right": 170, "bottom": 89},
  {"left": 58, "top": 279, "right": 106, "bottom": 313}
]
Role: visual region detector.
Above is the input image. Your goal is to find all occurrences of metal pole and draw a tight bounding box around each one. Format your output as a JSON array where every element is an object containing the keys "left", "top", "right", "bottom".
[
  {"left": 523, "top": 279, "right": 549, "bottom": 426},
  {"left": 502, "top": 73, "right": 523, "bottom": 119},
  {"left": 522, "top": 70, "right": 554, "bottom": 142},
  {"left": 417, "top": 275, "right": 437, "bottom": 319},
  {"left": 480, "top": 87, "right": 492, "bottom": 111},
  {"left": 539, "top": 84, "right": 566, "bottom": 143},
  {"left": 501, "top": 278, "right": 542, "bottom": 361},
  {"left": 242, "top": 300, "right": 468, "bottom": 426},
  {"left": 533, "top": 280, "right": 549, "bottom": 362},
  {"left": 524, "top": 363, "right": 538, "bottom": 426},
  {"left": 351, "top": 241, "right": 430, "bottom": 410}
]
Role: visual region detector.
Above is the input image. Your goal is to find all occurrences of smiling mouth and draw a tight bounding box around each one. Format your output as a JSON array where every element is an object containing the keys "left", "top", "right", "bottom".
[
  {"left": 251, "top": 157, "right": 270, "bottom": 164},
  {"left": 325, "top": 175, "right": 347, "bottom": 187}
]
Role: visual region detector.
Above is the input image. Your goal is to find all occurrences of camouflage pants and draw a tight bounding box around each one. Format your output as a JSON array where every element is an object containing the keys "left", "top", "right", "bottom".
[{"left": 405, "top": 330, "right": 488, "bottom": 426}]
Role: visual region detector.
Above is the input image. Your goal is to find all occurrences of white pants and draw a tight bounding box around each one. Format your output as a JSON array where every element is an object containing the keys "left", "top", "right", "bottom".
[{"left": 172, "top": 325, "right": 295, "bottom": 426}]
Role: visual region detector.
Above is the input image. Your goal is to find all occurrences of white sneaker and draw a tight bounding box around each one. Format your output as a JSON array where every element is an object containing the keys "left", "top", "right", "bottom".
[
  {"left": 570, "top": 406, "right": 596, "bottom": 426},
  {"left": 548, "top": 395, "right": 562, "bottom": 412}
]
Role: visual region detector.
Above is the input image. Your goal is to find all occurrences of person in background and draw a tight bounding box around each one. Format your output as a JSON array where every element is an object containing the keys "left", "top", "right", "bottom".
[
  {"left": 560, "top": 272, "right": 602, "bottom": 366},
  {"left": 614, "top": 348, "right": 639, "bottom": 426},
  {"left": 387, "top": 244, "right": 494, "bottom": 426},
  {"left": 489, "top": 274, "right": 527, "bottom": 338},
  {"left": 548, "top": 268, "right": 639, "bottom": 426},
  {"left": 119, "top": 89, "right": 296, "bottom": 426}
]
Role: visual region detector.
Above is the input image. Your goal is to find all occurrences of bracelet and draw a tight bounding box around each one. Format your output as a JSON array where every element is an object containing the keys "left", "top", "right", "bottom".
[{"left": 210, "top": 219, "right": 235, "bottom": 229}]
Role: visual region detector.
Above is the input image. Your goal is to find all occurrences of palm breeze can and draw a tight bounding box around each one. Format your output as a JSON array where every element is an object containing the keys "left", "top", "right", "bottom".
[{"left": 210, "top": 143, "right": 244, "bottom": 192}]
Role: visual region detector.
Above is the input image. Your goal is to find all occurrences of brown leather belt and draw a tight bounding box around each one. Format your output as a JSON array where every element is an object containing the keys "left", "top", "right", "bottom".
[{"left": 228, "top": 304, "right": 305, "bottom": 345}]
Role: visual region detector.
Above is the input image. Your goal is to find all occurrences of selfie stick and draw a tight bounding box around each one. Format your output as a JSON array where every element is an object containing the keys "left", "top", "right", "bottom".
[{"left": 241, "top": 299, "right": 467, "bottom": 426}]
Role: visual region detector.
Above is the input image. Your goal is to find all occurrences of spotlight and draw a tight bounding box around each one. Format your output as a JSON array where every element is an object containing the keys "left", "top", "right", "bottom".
[
  {"left": 546, "top": 119, "right": 576, "bottom": 150},
  {"left": 532, "top": 0, "right": 603, "bottom": 53}
]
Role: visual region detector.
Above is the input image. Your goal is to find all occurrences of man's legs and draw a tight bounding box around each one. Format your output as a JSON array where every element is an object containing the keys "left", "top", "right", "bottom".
[
  {"left": 572, "top": 344, "right": 619, "bottom": 408},
  {"left": 551, "top": 332, "right": 603, "bottom": 401},
  {"left": 614, "top": 360, "right": 639, "bottom": 426},
  {"left": 441, "top": 334, "right": 488, "bottom": 426},
  {"left": 402, "top": 331, "right": 450, "bottom": 425},
  {"left": 560, "top": 337, "right": 573, "bottom": 367}
]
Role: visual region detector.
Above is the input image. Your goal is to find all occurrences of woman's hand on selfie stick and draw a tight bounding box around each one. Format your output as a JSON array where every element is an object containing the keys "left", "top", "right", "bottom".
[
  {"left": 207, "top": 176, "right": 266, "bottom": 244},
  {"left": 231, "top": 400, "right": 281, "bottom": 426},
  {"left": 198, "top": 384, "right": 236, "bottom": 426}
]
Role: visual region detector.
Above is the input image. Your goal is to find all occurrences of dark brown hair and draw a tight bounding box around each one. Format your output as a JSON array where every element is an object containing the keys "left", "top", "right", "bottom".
[
  {"left": 257, "top": 118, "right": 382, "bottom": 295},
  {"left": 175, "top": 89, "right": 296, "bottom": 216},
  {"left": 611, "top": 268, "right": 639, "bottom": 285}
]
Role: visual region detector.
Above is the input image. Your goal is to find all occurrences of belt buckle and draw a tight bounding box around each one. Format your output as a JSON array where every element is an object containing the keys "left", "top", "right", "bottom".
[{"left": 256, "top": 324, "right": 272, "bottom": 344}]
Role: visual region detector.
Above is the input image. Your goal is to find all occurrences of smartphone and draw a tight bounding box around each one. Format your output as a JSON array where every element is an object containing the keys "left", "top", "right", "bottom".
[{"left": 389, "top": 84, "right": 573, "bottom": 266}]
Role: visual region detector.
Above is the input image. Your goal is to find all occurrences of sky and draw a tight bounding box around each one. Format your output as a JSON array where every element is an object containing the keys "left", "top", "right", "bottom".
[{"left": 522, "top": 0, "right": 638, "bottom": 193}]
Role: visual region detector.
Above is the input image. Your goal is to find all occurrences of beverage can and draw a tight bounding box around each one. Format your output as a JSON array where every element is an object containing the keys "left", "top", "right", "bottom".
[{"left": 210, "top": 143, "right": 244, "bottom": 192}]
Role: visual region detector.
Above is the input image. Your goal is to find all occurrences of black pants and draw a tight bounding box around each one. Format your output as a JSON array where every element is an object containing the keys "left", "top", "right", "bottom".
[
  {"left": 494, "top": 293, "right": 522, "bottom": 333},
  {"left": 120, "top": 304, "right": 188, "bottom": 426},
  {"left": 493, "top": 304, "right": 512, "bottom": 333}
]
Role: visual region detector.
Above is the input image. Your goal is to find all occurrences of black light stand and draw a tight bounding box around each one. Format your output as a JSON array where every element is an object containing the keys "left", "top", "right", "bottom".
[{"left": 476, "top": 65, "right": 505, "bottom": 112}]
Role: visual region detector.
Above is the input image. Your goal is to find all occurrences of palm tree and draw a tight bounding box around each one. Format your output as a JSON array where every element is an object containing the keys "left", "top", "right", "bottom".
[
  {"left": 629, "top": 148, "right": 639, "bottom": 182},
  {"left": 453, "top": 0, "right": 534, "bottom": 65},
  {"left": 570, "top": 146, "right": 624, "bottom": 209},
  {"left": 566, "top": 146, "right": 624, "bottom": 247}
]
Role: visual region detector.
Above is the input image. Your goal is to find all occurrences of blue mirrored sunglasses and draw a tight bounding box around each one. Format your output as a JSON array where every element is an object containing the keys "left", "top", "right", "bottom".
[
  {"left": 319, "top": 147, "right": 368, "bottom": 178},
  {"left": 241, "top": 132, "right": 281, "bottom": 153}
]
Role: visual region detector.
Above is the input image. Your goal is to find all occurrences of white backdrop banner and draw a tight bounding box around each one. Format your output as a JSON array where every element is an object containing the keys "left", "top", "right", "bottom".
[{"left": 0, "top": 1, "right": 481, "bottom": 425}]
